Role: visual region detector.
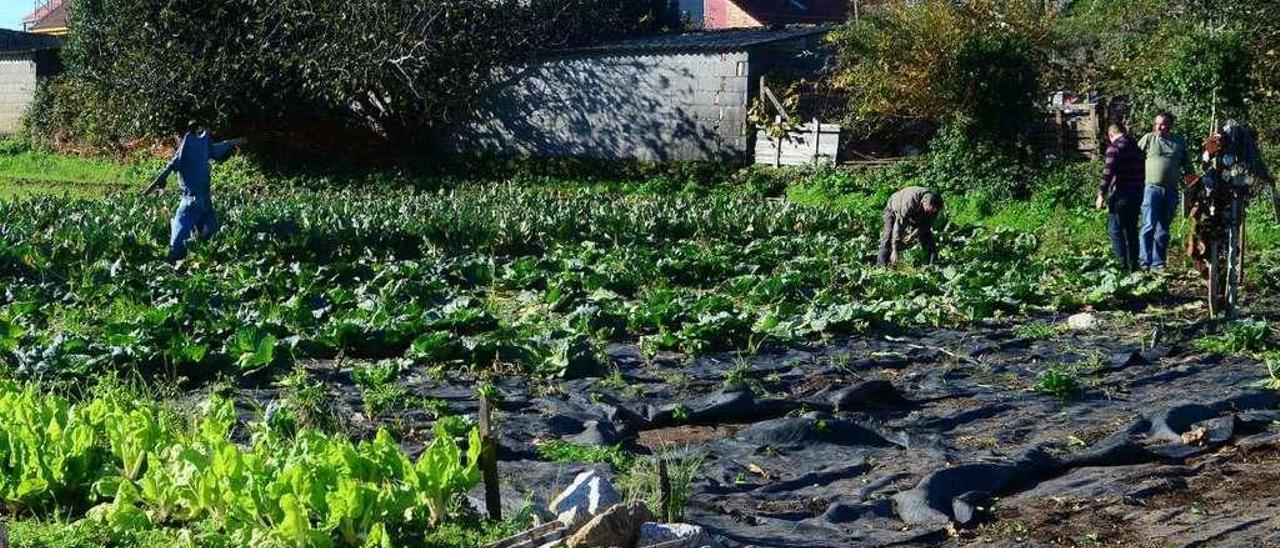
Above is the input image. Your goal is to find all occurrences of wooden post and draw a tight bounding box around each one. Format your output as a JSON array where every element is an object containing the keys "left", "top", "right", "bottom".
[
  {"left": 1, "top": 519, "right": 8, "bottom": 548},
  {"left": 811, "top": 118, "right": 821, "bottom": 166},
  {"left": 773, "top": 116, "right": 783, "bottom": 168},
  {"left": 658, "top": 458, "right": 672, "bottom": 522},
  {"left": 479, "top": 396, "right": 502, "bottom": 521}
]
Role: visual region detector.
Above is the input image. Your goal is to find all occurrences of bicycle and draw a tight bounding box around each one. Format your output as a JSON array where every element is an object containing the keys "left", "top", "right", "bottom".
[
  {"left": 1186, "top": 170, "right": 1246, "bottom": 318},
  {"left": 1185, "top": 122, "right": 1273, "bottom": 318}
]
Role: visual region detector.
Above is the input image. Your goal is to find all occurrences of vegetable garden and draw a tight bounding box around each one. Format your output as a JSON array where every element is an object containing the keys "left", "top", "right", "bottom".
[
  {"left": 6, "top": 169, "right": 1280, "bottom": 546},
  {"left": 2, "top": 185, "right": 1163, "bottom": 384}
]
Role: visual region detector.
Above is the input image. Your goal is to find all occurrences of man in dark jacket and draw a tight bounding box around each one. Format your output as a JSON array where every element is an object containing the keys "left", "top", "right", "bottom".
[
  {"left": 1097, "top": 123, "right": 1145, "bottom": 271},
  {"left": 877, "top": 186, "right": 943, "bottom": 266}
]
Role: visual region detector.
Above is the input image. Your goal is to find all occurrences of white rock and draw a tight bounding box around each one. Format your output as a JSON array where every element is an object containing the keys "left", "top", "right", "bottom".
[
  {"left": 637, "top": 522, "right": 717, "bottom": 547},
  {"left": 549, "top": 470, "right": 622, "bottom": 530},
  {"left": 1066, "top": 312, "right": 1097, "bottom": 331}
]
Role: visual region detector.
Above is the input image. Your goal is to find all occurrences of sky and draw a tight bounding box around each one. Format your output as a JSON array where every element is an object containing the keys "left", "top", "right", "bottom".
[{"left": 1, "top": 2, "right": 31, "bottom": 31}]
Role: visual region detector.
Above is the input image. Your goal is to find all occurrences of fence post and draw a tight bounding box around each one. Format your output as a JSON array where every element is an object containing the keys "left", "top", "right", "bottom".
[
  {"left": 773, "top": 116, "right": 783, "bottom": 168},
  {"left": 479, "top": 395, "right": 502, "bottom": 521},
  {"left": 811, "top": 118, "right": 821, "bottom": 166},
  {"left": 658, "top": 458, "right": 673, "bottom": 522}
]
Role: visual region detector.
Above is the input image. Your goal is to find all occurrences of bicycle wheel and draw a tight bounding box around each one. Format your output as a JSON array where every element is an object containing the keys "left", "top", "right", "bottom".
[
  {"left": 1234, "top": 207, "right": 1246, "bottom": 313},
  {"left": 1207, "top": 239, "right": 1221, "bottom": 317}
]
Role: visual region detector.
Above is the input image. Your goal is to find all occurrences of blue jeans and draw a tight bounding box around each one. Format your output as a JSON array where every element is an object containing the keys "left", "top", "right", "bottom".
[
  {"left": 1139, "top": 185, "right": 1178, "bottom": 268},
  {"left": 169, "top": 194, "right": 218, "bottom": 261},
  {"left": 1108, "top": 194, "right": 1140, "bottom": 271}
]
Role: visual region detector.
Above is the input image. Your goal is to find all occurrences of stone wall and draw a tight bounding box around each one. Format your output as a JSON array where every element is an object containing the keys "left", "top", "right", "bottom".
[
  {"left": 0, "top": 54, "right": 38, "bottom": 135},
  {"left": 450, "top": 51, "right": 753, "bottom": 162}
]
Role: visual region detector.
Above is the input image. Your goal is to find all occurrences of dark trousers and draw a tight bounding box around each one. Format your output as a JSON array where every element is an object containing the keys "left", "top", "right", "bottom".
[
  {"left": 877, "top": 209, "right": 896, "bottom": 266},
  {"left": 877, "top": 209, "right": 936, "bottom": 266},
  {"left": 1108, "top": 195, "right": 1140, "bottom": 272}
]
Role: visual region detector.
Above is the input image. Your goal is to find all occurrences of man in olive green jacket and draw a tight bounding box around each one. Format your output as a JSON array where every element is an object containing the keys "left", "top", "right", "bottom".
[{"left": 1137, "top": 111, "right": 1195, "bottom": 269}]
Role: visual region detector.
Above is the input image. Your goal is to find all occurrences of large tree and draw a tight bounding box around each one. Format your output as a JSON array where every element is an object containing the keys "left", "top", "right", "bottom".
[{"left": 55, "top": 0, "right": 676, "bottom": 153}]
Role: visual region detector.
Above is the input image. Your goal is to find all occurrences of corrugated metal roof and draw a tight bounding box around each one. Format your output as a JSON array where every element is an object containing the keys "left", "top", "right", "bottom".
[
  {"left": 0, "top": 29, "right": 62, "bottom": 55},
  {"left": 558, "top": 24, "right": 834, "bottom": 56}
]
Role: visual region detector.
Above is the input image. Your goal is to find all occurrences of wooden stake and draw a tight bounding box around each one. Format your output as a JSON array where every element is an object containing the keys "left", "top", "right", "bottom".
[
  {"left": 658, "top": 458, "right": 672, "bottom": 522},
  {"left": 479, "top": 395, "right": 502, "bottom": 521}
]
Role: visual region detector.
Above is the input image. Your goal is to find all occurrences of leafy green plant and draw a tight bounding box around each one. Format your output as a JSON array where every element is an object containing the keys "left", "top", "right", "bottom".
[
  {"left": 0, "top": 381, "right": 484, "bottom": 543},
  {"left": 1193, "top": 319, "right": 1272, "bottom": 356},
  {"left": 352, "top": 359, "right": 402, "bottom": 388},
  {"left": 1033, "top": 367, "right": 1082, "bottom": 400},
  {"left": 1255, "top": 352, "right": 1280, "bottom": 390},
  {"left": 535, "top": 440, "right": 636, "bottom": 472},
  {"left": 225, "top": 326, "right": 283, "bottom": 374}
]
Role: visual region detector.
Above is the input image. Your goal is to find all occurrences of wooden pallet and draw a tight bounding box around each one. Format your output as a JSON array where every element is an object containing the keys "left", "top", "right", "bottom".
[{"left": 482, "top": 521, "right": 569, "bottom": 548}]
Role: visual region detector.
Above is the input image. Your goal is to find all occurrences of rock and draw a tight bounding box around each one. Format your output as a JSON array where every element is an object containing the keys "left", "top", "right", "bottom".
[
  {"left": 550, "top": 470, "right": 622, "bottom": 530},
  {"left": 566, "top": 502, "right": 653, "bottom": 548},
  {"left": 1180, "top": 426, "right": 1208, "bottom": 446},
  {"left": 1066, "top": 313, "right": 1097, "bottom": 331},
  {"left": 637, "top": 522, "right": 716, "bottom": 547}
]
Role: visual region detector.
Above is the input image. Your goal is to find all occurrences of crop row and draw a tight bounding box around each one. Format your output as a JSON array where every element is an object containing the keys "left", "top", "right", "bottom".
[
  {"left": 0, "top": 380, "right": 480, "bottom": 546},
  {"left": 0, "top": 186, "right": 1163, "bottom": 380}
]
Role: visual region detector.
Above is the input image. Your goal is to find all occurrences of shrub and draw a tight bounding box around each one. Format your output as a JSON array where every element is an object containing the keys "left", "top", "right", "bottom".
[{"left": 829, "top": 0, "right": 1056, "bottom": 147}]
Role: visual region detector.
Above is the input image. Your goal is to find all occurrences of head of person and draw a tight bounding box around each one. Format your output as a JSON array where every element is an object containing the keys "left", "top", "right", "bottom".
[
  {"left": 183, "top": 119, "right": 208, "bottom": 137},
  {"left": 1108, "top": 123, "right": 1128, "bottom": 143},
  {"left": 1153, "top": 112, "right": 1175, "bottom": 137},
  {"left": 922, "top": 191, "right": 944, "bottom": 216}
]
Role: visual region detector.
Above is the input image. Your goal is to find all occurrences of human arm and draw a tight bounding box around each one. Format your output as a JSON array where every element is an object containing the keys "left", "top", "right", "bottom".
[
  {"left": 209, "top": 137, "right": 247, "bottom": 163},
  {"left": 1098, "top": 142, "right": 1120, "bottom": 209},
  {"left": 142, "top": 147, "right": 182, "bottom": 195},
  {"left": 1180, "top": 138, "right": 1196, "bottom": 176},
  {"left": 918, "top": 224, "right": 937, "bottom": 264}
]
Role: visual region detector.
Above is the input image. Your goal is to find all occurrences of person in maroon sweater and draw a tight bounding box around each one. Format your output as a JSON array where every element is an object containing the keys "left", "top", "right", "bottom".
[{"left": 1097, "top": 123, "right": 1145, "bottom": 271}]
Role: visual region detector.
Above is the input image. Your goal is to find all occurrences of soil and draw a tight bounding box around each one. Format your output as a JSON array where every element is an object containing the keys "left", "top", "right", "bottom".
[{"left": 232, "top": 289, "right": 1280, "bottom": 547}]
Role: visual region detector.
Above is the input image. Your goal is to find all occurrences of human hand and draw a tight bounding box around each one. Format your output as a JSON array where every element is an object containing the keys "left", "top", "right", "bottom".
[
  {"left": 889, "top": 251, "right": 898, "bottom": 265},
  {"left": 1095, "top": 194, "right": 1105, "bottom": 210}
]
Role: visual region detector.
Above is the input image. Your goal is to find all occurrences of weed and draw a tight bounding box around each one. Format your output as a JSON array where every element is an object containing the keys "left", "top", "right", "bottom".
[
  {"left": 1013, "top": 321, "right": 1058, "bottom": 340},
  {"left": 273, "top": 367, "right": 341, "bottom": 433},
  {"left": 1033, "top": 367, "right": 1082, "bottom": 400},
  {"left": 619, "top": 453, "right": 706, "bottom": 522},
  {"left": 352, "top": 359, "right": 402, "bottom": 388},
  {"left": 534, "top": 440, "right": 635, "bottom": 471},
  {"left": 1193, "top": 318, "right": 1272, "bottom": 356},
  {"left": 672, "top": 404, "right": 690, "bottom": 423},
  {"left": 601, "top": 368, "right": 627, "bottom": 389},
  {"left": 1254, "top": 352, "right": 1280, "bottom": 390},
  {"left": 360, "top": 382, "right": 426, "bottom": 419},
  {"left": 723, "top": 357, "right": 768, "bottom": 395}
]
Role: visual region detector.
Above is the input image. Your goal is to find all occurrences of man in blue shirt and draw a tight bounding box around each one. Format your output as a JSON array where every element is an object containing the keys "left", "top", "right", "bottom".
[{"left": 145, "top": 126, "right": 245, "bottom": 261}]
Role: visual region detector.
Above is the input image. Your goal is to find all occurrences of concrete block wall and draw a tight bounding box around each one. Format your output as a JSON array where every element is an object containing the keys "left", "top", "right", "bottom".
[
  {"left": 451, "top": 51, "right": 753, "bottom": 162},
  {"left": 0, "top": 54, "right": 38, "bottom": 135}
]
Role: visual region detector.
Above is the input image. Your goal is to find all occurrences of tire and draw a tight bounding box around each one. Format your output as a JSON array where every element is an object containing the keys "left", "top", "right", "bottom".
[{"left": 1207, "top": 239, "right": 1221, "bottom": 318}]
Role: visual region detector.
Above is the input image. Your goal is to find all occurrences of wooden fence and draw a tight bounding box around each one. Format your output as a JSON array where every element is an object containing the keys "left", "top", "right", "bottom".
[
  {"left": 754, "top": 119, "right": 841, "bottom": 167},
  {"left": 1034, "top": 101, "right": 1104, "bottom": 159}
]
